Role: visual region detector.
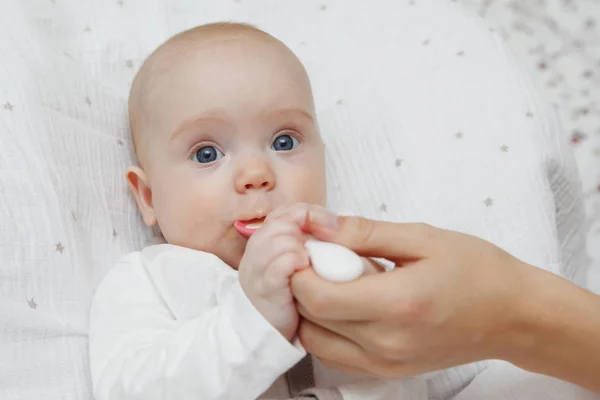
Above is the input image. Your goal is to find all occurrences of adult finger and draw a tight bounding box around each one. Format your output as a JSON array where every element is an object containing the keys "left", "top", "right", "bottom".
[
  {"left": 298, "top": 319, "right": 370, "bottom": 367},
  {"left": 308, "top": 215, "right": 434, "bottom": 262},
  {"left": 299, "top": 320, "right": 409, "bottom": 379},
  {"left": 292, "top": 267, "right": 411, "bottom": 321},
  {"left": 315, "top": 357, "right": 376, "bottom": 378},
  {"left": 298, "top": 302, "right": 417, "bottom": 362},
  {"left": 297, "top": 303, "right": 366, "bottom": 345}
]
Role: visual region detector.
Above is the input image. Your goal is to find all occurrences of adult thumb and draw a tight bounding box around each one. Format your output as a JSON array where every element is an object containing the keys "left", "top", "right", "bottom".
[{"left": 308, "top": 214, "right": 431, "bottom": 262}]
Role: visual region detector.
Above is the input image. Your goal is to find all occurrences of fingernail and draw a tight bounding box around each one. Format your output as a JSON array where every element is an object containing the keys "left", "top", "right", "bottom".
[{"left": 309, "top": 208, "right": 339, "bottom": 229}]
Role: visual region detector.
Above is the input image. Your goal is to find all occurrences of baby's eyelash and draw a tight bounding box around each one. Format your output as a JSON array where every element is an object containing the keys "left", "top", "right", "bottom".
[
  {"left": 188, "top": 142, "right": 223, "bottom": 158},
  {"left": 274, "top": 128, "right": 304, "bottom": 141}
]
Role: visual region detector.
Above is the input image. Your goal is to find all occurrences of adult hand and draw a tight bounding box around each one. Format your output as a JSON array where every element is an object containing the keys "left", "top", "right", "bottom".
[{"left": 270, "top": 203, "right": 600, "bottom": 395}]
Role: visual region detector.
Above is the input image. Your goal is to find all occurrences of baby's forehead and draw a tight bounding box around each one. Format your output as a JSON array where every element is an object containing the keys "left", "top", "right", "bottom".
[
  {"left": 138, "top": 27, "right": 304, "bottom": 105},
  {"left": 129, "top": 23, "right": 311, "bottom": 164},
  {"left": 148, "top": 25, "right": 284, "bottom": 73}
]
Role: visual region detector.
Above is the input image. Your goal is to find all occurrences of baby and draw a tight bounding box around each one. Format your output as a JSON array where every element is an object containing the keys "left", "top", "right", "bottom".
[{"left": 89, "top": 23, "right": 425, "bottom": 399}]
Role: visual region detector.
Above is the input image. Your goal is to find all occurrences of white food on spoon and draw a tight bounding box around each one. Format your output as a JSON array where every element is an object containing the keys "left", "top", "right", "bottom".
[{"left": 304, "top": 239, "right": 364, "bottom": 282}]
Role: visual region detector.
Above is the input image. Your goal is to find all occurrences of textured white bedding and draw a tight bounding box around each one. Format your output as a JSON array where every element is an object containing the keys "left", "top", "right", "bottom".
[
  {"left": 0, "top": 0, "right": 595, "bottom": 399},
  {"left": 458, "top": 0, "right": 600, "bottom": 293}
]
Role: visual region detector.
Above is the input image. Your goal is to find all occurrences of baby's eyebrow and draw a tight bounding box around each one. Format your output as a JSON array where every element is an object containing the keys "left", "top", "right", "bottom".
[
  {"left": 170, "top": 107, "right": 314, "bottom": 141},
  {"left": 170, "top": 113, "right": 229, "bottom": 141},
  {"left": 263, "top": 108, "right": 314, "bottom": 123}
]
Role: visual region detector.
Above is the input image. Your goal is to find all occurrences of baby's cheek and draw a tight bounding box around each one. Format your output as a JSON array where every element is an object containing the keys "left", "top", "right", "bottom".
[
  {"left": 153, "top": 182, "right": 216, "bottom": 245},
  {"left": 289, "top": 168, "right": 326, "bottom": 205}
]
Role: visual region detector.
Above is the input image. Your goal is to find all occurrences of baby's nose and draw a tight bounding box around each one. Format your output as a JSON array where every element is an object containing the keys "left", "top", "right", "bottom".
[
  {"left": 243, "top": 179, "right": 272, "bottom": 191},
  {"left": 235, "top": 159, "right": 275, "bottom": 193}
]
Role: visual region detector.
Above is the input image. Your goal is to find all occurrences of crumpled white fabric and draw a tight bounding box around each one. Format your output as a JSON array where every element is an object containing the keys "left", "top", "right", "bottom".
[
  {"left": 0, "top": 0, "right": 595, "bottom": 399},
  {"left": 90, "top": 244, "right": 430, "bottom": 400},
  {"left": 89, "top": 245, "right": 305, "bottom": 400}
]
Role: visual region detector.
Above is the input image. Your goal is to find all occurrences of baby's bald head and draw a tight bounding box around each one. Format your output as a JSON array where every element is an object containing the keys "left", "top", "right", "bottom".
[
  {"left": 124, "top": 23, "right": 325, "bottom": 266},
  {"left": 128, "top": 22, "right": 313, "bottom": 167}
]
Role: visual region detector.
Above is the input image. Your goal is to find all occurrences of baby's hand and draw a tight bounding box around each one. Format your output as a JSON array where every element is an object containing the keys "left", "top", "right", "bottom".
[{"left": 238, "top": 219, "right": 310, "bottom": 341}]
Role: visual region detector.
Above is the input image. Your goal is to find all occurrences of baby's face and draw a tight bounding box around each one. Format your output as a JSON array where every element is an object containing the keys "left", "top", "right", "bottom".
[{"left": 131, "top": 35, "right": 326, "bottom": 268}]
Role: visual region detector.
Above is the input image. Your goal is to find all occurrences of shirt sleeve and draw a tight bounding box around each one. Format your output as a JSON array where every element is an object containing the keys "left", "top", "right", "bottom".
[{"left": 89, "top": 249, "right": 306, "bottom": 400}]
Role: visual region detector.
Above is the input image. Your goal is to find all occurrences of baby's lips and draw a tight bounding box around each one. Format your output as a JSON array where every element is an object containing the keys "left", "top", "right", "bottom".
[
  {"left": 244, "top": 220, "right": 264, "bottom": 230},
  {"left": 233, "top": 219, "right": 265, "bottom": 238}
]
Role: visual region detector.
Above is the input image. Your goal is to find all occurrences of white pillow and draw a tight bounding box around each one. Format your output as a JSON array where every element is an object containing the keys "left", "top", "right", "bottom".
[{"left": 0, "top": 0, "right": 591, "bottom": 399}]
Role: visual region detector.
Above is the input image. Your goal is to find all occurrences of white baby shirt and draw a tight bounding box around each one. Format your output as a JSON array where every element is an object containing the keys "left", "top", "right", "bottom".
[{"left": 88, "top": 244, "right": 428, "bottom": 400}]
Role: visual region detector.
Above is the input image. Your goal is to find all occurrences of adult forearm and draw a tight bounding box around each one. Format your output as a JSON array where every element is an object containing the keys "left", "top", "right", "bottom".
[{"left": 507, "top": 264, "right": 600, "bottom": 394}]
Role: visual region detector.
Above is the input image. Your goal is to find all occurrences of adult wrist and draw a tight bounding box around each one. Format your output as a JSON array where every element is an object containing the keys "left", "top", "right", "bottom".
[
  {"left": 498, "top": 261, "right": 600, "bottom": 391},
  {"left": 498, "top": 262, "right": 560, "bottom": 366},
  {"left": 481, "top": 258, "right": 545, "bottom": 365}
]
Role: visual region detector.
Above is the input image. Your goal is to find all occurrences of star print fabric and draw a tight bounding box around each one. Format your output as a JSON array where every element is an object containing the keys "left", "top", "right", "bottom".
[{"left": 0, "top": 0, "right": 596, "bottom": 399}]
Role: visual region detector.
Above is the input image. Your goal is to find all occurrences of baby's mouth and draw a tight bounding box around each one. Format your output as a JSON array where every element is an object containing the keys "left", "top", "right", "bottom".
[{"left": 233, "top": 218, "right": 265, "bottom": 238}]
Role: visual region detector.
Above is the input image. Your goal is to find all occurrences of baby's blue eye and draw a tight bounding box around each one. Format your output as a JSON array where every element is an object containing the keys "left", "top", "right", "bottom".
[
  {"left": 193, "top": 146, "right": 224, "bottom": 163},
  {"left": 272, "top": 134, "right": 300, "bottom": 151}
]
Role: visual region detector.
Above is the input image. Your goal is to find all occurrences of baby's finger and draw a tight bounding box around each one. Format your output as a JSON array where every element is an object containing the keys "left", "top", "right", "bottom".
[
  {"left": 270, "top": 236, "right": 308, "bottom": 260},
  {"left": 252, "top": 230, "right": 306, "bottom": 267},
  {"left": 266, "top": 251, "right": 309, "bottom": 288},
  {"left": 267, "top": 203, "right": 338, "bottom": 231},
  {"left": 266, "top": 203, "right": 309, "bottom": 222},
  {"left": 253, "top": 219, "right": 305, "bottom": 244}
]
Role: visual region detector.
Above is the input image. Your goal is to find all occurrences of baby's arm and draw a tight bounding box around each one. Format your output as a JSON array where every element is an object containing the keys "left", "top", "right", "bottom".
[{"left": 89, "top": 251, "right": 305, "bottom": 400}]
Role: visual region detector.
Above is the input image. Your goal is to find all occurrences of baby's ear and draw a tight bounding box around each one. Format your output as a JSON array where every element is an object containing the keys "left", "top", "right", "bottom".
[{"left": 126, "top": 166, "right": 158, "bottom": 227}]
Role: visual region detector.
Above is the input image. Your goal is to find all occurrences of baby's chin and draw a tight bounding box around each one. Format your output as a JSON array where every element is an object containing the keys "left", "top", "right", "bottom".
[
  {"left": 215, "top": 243, "right": 246, "bottom": 270},
  {"left": 215, "top": 227, "right": 249, "bottom": 269},
  {"left": 183, "top": 239, "right": 247, "bottom": 270},
  {"left": 160, "top": 224, "right": 249, "bottom": 269}
]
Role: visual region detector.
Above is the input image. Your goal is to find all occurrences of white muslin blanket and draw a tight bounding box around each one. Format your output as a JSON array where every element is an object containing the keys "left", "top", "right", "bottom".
[{"left": 0, "top": 0, "right": 595, "bottom": 399}]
